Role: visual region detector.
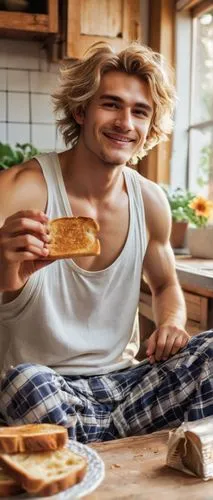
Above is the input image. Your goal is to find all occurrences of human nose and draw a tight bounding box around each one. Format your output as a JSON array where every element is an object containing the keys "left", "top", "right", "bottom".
[{"left": 114, "top": 108, "right": 134, "bottom": 131}]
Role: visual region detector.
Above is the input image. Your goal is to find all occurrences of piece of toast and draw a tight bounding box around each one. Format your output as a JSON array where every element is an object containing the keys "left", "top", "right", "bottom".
[
  {"left": 0, "top": 424, "right": 68, "bottom": 454},
  {"left": 0, "top": 447, "right": 87, "bottom": 497},
  {"left": 48, "top": 216, "right": 100, "bottom": 259},
  {"left": 0, "top": 468, "right": 23, "bottom": 497}
]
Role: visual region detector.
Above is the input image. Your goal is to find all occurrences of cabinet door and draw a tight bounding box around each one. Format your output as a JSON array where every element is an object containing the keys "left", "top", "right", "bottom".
[{"left": 66, "top": 0, "right": 140, "bottom": 58}]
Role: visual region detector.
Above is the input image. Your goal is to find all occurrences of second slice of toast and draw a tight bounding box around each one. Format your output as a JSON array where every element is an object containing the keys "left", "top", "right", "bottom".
[
  {"left": 0, "top": 447, "right": 87, "bottom": 496},
  {"left": 0, "top": 468, "right": 23, "bottom": 497}
]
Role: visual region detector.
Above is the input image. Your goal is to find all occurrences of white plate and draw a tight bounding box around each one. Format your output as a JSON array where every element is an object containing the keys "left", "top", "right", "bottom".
[{"left": 6, "top": 440, "right": 105, "bottom": 499}]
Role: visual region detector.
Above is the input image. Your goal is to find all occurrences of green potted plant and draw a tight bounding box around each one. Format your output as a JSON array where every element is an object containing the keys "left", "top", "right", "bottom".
[
  {"left": 0, "top": 142, "right": 39, "bottom": 170},
  {"left": 161, "top": 186, "right": 213, "bottom": 249}
]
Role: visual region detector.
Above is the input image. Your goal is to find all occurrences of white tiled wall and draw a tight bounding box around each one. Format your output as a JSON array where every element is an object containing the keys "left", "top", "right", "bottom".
[{"left": 0, "top": 39, "right": 65, "bottom": 152}]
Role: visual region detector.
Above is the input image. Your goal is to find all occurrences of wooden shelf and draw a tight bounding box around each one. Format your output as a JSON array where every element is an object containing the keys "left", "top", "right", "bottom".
[
  {"left": 0, "top": 12, "right": 49, "bottom": 33},
  {"left": 0, "top": 1, "right": 58, "bottom": 39}
]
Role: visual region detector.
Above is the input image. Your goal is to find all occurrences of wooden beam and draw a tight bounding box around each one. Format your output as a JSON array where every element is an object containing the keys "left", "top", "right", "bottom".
[
  {"left": 176, "top": 0, "right": 201, "bottom": 11},
  {"left": 192, "top": 0, "right": 213, "bottom": 17},
  {"left": 48, "top": 0, "right": 58, "bottom": 34},
  {"left": 138, "top": 0, "right": 175, "bottom": 183}
]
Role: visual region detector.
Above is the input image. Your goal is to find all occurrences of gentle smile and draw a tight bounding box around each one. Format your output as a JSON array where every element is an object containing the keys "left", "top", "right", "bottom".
[{"left": 103, "top": 132, "right": 134, "bottom": 143}]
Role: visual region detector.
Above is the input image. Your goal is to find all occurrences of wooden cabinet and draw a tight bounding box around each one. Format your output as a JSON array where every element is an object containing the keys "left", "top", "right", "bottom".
[
  {"left": 62, "top": 0, "right": 141, "bottom": 59},
  {"left": 139, "top": 290, "right": 209, "bottom": 338},
  {"left": 0, "top": 0, "right": 58, "bottom": 38},
  {"left": 139, "top": 258, "right": 213, "bottom": 349}
]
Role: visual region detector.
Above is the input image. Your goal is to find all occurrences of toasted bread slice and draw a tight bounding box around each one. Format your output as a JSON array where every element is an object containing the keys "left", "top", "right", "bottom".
[
  {"left": 0, "top": 468, "right": 23, "bottom": 497},
  {"left": 0, "top": 424, "right": 68, "bottom": 454},
  {"left": 48, "top": 216, "right": 100, "bottom": 259},
  {"left": 0, "top": 448, "right": 87, "bottom": 496}
]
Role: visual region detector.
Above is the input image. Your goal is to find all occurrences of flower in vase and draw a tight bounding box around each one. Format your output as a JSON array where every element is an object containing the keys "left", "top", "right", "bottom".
[{"left": 188, "top": 196, "right": 213, "bottom": 227}]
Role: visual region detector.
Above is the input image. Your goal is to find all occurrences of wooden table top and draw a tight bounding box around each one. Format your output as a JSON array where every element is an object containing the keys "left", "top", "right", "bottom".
[
  {"left": 86, "top": 430, "right": 213, "bottom": 499},
  {"left": 175, "top": 256, "right": 213, "bottom": 297},
  {"left": 142, "top": 256, "right": 213, "bottom": 297}
]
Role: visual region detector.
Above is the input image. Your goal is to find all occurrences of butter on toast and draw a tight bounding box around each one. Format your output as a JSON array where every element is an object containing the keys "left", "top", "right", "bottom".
[
  {"left": 0, "top": 424, "right": 68, "bottom": 454},
  {"left": 0, "top": 448, "right": 87, "bottom": 496},
  {"left": 48, "top": 216, "right": 100, "bottom": 259}
]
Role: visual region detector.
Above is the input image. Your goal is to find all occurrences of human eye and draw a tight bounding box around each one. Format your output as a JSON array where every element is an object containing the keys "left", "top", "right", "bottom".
[
  {"left": 134, "top": 108, "right": 148, "bottom": 118},
  {"left": 102, "top": 101, "right": 119, "bottom": 109}
]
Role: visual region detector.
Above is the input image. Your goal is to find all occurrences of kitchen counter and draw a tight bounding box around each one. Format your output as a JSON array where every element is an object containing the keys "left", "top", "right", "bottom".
[
  {"left": 175, "top": 256, "right": 213, "bottom": 297},
  {"left": 139, "top": 256, "right": 213, "bottom": 341}
]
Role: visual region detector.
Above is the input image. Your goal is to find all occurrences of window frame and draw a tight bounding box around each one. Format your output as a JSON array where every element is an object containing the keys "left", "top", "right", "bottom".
[
  {"left": 187, "top": 6, "right": 213, "bottom": 191},
  {"left": 171, "top": 2, "right": 213, "bottom": 193}
]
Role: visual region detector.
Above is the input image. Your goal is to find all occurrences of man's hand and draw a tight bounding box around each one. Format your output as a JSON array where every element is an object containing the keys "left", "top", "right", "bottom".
[
  {"left": 146, "top": 325, "right": 190, "bottom": 364},
  {"left": 0, "top": 209, "right": 51, "bottom": 292}
]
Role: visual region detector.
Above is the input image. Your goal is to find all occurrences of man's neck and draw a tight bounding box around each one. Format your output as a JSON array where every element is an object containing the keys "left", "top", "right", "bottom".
[{"left": 59, "top": 145, "right": 126, "bottom": 202}]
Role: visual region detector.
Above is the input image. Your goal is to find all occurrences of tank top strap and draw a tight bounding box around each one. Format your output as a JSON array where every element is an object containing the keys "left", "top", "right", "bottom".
[
  {"left": 123, "top": 166, "right": 147, "bottom": 261},
  {"left": 34, "top": 152, "right": 72, "bottom": 219}
]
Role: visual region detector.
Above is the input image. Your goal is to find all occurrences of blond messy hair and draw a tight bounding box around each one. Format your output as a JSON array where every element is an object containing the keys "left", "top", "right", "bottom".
[{"left": 52, "top": 42, "right": 176, "bottom": 161}]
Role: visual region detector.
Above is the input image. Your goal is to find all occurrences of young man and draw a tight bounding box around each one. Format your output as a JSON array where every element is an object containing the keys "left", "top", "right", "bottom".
[{"left": 0, "top": 42, "right": 212, "bottom": 443}]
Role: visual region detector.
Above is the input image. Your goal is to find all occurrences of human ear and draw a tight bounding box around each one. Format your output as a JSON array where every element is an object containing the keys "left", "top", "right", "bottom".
[{"left": 73, "top": 106, "right": 85, "bottom": 125}]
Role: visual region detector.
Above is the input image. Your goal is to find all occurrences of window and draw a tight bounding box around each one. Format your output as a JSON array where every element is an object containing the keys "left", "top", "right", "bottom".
[{"left": 188, "top": 8, "right": 213, "bottom": 198}]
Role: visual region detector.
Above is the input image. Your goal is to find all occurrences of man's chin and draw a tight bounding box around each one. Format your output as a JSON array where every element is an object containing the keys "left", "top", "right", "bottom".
[{"left": 101, "top": 153, "right": 131, "bottom": 167}]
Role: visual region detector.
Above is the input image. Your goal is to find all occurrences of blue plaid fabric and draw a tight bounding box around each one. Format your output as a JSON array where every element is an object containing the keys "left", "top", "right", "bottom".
[{"left": 0, "top": 330, "right": 213, "bottom": 443}]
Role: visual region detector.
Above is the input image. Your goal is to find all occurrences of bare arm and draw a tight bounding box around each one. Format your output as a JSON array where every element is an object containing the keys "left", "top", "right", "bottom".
[
  {"left": 142, "top": 180, "right": 189, "bottom": 363},
  {"left": 0, "top": 160, "right": 50, "bottom": 297},
  {"left": 0, "top": 159, "right": 46, "bottom": 224}
]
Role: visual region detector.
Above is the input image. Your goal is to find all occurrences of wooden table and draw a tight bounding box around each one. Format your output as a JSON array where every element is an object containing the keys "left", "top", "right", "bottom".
[{"left": 86, "top": 430, "right": 213, "bottom": 499}]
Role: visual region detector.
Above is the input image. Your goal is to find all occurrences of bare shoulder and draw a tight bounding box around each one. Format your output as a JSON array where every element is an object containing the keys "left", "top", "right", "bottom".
[
  {"left": 0, "top": 158, "right": 47, "bottom": 223},
  {"left": 139, "top": 175, "right": 172, "bottom": 242}
]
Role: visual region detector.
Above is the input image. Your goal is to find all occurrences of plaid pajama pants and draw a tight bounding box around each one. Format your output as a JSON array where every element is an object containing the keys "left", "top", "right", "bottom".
[{"left": 1, "top": 330, "right": 213, "bottom": 443}]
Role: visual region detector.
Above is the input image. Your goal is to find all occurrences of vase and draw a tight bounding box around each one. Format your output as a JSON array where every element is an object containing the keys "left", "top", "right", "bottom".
[
  {"left": 187, "top": 225, "right": 213, "bottom": 258},
  {"left": 170, "top": 221, "right": 188, "bottom": 249}
]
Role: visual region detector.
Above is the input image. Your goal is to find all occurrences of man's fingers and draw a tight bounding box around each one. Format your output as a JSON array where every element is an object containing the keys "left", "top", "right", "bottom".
[
  {"left": 147, "top": 327, "right": 190, "bottom": 363},
  {"left": 9, "top": 234, "right": 48, "bottom": 250},
  {"left": 5, "top": 210, "right": 48, "bottom": 224},
  {"left": 154, "top": 329, "right": 168, "bottom": 361},
  {"left": 146, "top": 330, "right": 158, "bottom": 357},
  {"left": 4, "top": 235, "right": 49, "bottom": 261},
  {"left": 161, "top": 332, "right": 189, "bottom": 360},
  {"left": 4, "top": 251, "right": 47, "bottom": 262},
  {"left": 148, "top": 354, "right": 155, "bottom": 365},
  {"left": 170, "top": 334, "right": 189, "bottom": 356},
  {"left": 5, "top": 218, "right": 49, "bottom": 239}
]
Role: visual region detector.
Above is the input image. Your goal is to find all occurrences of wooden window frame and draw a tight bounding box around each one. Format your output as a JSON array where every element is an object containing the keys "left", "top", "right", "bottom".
[{"left": 187, "top": 3, "right": 213, "bottom": 192}]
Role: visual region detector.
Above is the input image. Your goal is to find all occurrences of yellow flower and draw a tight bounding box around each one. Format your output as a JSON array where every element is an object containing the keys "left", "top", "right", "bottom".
[{"left": 189, "top": 196, "right": 213, "bottom": 218}]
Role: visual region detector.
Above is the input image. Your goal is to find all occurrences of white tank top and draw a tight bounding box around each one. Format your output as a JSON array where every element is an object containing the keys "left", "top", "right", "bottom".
[{"left": 0, "top": 153, "right": 147, "bottom": 376}]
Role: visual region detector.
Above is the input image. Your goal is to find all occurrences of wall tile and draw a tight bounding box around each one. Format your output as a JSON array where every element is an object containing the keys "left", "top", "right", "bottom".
[
  {"left": 31, "top": 94, "right": 55, "bottom": 123},
  {"left": 32, "top": 124, "right": 56, "bottom": 150},
  {"left": 8, "top": 92, "right": 29, "bottom": 123},
  {"left": 48, "top": 62, "right": 60, "bottom": 74},
  {"left": 0, "top": 70, "right": 7, "bottom": 91},
  {"left": 39, "top": 47, "right": 48, "bottom": 72},
  {"left": 6, "top": 40, "right": 40, "bottom": 70},
  {"left": 0, "top": 41, "right": 7, "bottom": 68},
  {"left": 8, "top": 123, "right": 30, "bottom": 147},
  {"left": 0, "top": 92, "right": 6, "bottom": 121},
  {"left": 8, "top": 70, "right": 29, "bottom": 92},
  {"left": 30, "top": 71, "right": 58, "bottom": 94},
  {"left": 0, "top": 123, "right": 7, "bottom": 143},
  {"left": 0, "top": 38, "right": 60, "bottom": 151}
]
